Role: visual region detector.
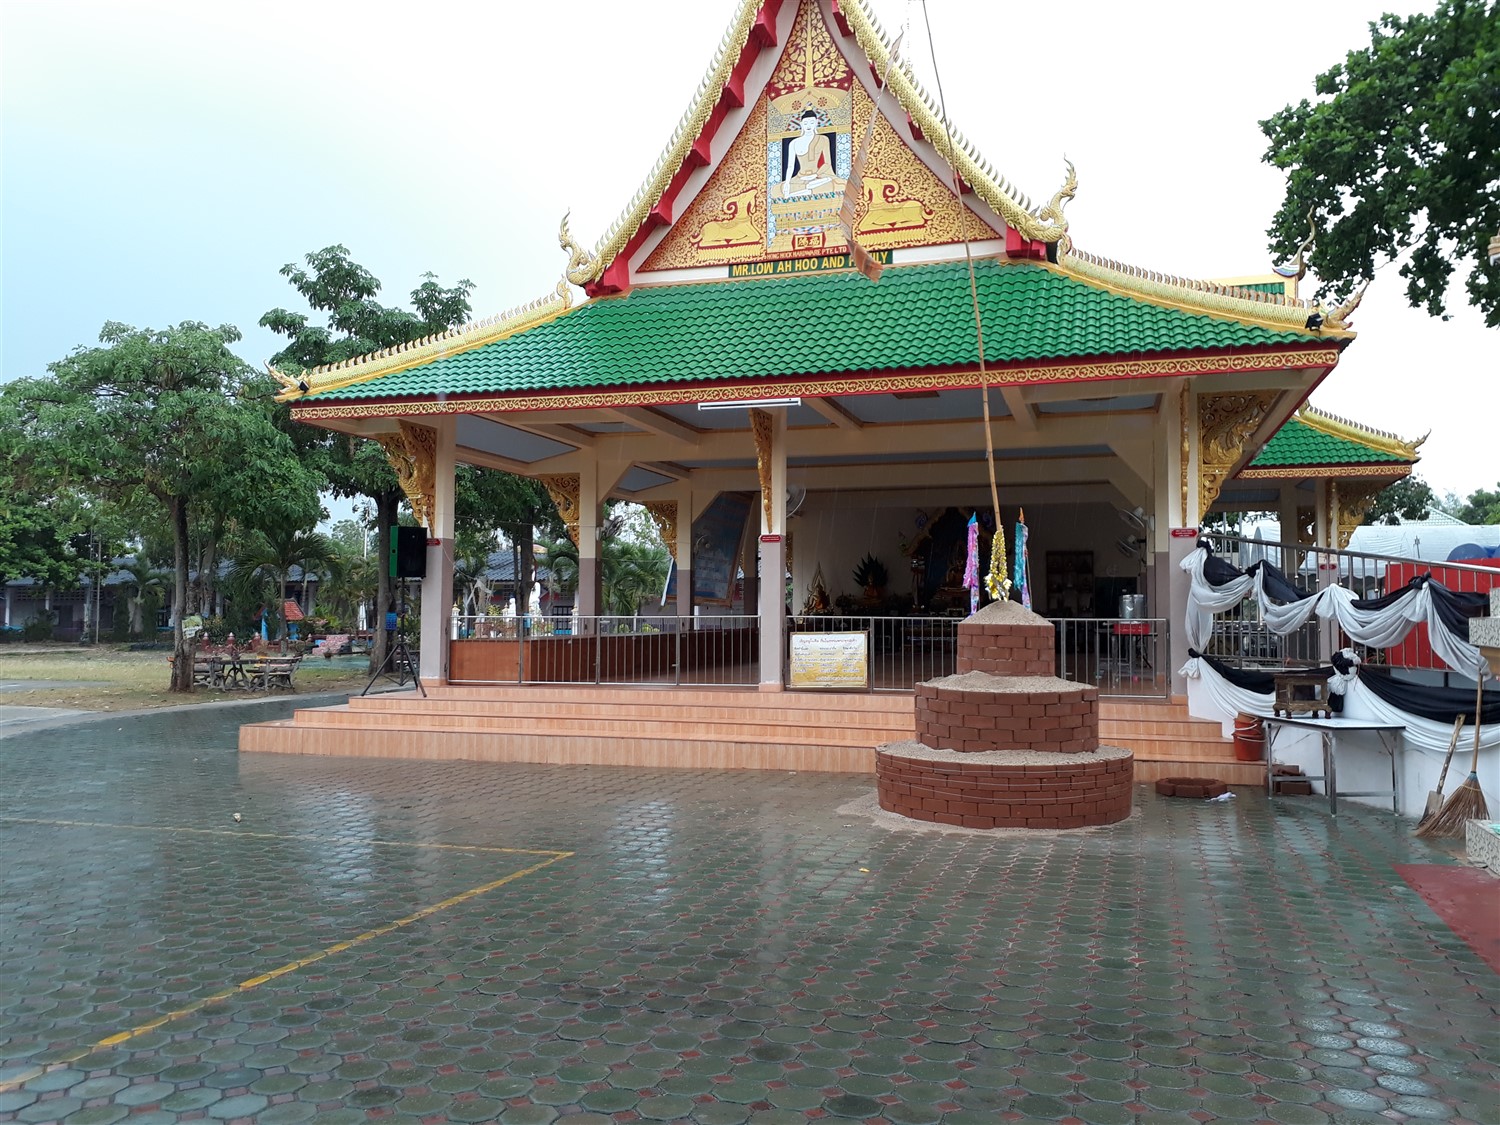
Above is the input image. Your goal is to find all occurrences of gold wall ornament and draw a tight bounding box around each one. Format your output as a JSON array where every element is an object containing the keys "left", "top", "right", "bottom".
[
  {"left": 642, "top": 501, "right": 678, "bottom": 557},
  {"left": 539, "top": 474, "right": 582, "bottom": 546},
  {"left": 1334, "top": 480, "right": 1385, "bottom": 549},
  {"left": 1197, "top": 391, "right": 1279, "bottom": 520},
  {"left": 749, "top": 408, "right": 775, "bottom": 529},
  {"left": 559, "top": 213, "right": 599, "bottom": 288},
  {"left": 372, "top": 421, "right": 439, "bottom": 530}
]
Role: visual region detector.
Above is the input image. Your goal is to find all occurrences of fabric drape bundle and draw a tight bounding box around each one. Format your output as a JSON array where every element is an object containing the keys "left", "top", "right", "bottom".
[{"left": 1180, "top": 544, "right": 1491, "bottom": 680}]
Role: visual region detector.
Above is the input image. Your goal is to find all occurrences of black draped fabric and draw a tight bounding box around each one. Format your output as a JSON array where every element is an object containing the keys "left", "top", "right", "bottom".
[
  {"left": 1356, "top": 666, "right": 1500, "bottom": 724},
  {"left": 1197, "top": 541, "right": 1246, "bottom": 588},
  {"left": 1188, "top": 650, "right": 1343, "bottom": 711},
  {"left": 1349, "top": 574, "right": 1488, "bottom": 640},
  {"left": 1245, "top": 559, "right": 1310, "bottom": 603}
]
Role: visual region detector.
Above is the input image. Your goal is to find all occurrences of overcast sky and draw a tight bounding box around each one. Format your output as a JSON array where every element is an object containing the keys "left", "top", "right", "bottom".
[{"left": 3, "top": 0, "right": 1493, "bottom": 503}]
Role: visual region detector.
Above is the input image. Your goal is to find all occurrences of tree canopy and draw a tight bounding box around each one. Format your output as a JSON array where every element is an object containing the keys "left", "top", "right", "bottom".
[
  {"left": 1453, "top": 482, "right": 1500, "bottom": 524},
  {"left": 6, "top": 321, "right": 321, "bottom": 688},
  {"left": 1261, "top": 0, "right": 1500, "bottom": 325},
  {"left": 1365, "top": 475, "right": 1436, "bottom": 526}
]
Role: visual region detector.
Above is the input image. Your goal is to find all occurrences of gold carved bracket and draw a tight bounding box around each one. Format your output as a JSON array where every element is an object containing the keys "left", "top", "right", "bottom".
[
  {"left": 1333, "top": 480, "right": 1386, "bottom": 549},
  {"left": 372, "top": 421, "right": 438, "bottom": 530},
  {"left": 1198, "top": 392, "right": 1279, "bottom": 519},
  {"left": 539, "top": 474, "right": 582, "bottom": 547},
  {"left": 643, "top": 501, "right": 678, "bottom": 558},
  {"left": 749, "top": 408, "right": 775, "bottom": 530}
]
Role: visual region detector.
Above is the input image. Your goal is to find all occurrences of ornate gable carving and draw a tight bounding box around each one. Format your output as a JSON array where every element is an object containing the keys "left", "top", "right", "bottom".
[{"left": 642, "top": 0, "right": 995, "bottom": 272}]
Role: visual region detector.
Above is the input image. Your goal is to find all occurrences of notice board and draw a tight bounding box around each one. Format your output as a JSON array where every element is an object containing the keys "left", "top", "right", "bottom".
[{"left": 789, "top": 631, "right": 870, "bottom": 691}]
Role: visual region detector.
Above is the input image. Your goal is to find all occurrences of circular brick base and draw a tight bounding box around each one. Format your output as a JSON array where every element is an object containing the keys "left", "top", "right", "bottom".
[
  {"left": 915, "top": 671, "right": 1098, "bottom": 753},
  {"left": 876, "top": 742, "right": 1134, "bottom": 830}
]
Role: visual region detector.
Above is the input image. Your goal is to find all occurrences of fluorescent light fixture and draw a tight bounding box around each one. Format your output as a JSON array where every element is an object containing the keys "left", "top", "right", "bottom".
[{"left": 697, "top": 397, "right": 802, "bottom": 411}]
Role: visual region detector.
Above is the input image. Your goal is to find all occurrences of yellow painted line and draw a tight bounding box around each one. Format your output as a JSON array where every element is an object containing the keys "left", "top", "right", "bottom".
[
  {"left": 0, "top": 848, "right": 572, "bottom": 1093},
  {"left": 0, "top": 817, "right": 568, "bottom": 857}
]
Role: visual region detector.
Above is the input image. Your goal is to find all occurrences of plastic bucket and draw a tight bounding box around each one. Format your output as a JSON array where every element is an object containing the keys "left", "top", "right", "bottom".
[{"left": 1233, "top": 713, "right": 1265, "bottom": 762}]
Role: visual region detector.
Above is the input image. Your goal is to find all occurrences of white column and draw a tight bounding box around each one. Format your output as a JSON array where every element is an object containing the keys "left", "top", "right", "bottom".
[
  {"left": 576, "top": 456, "right": 601, "bottom": 625},
  {"left": 419, "top": 417, "right": 457, "bottom": 684},
  {"left": 3, "top": 586, "right": 11, "bottom": 628},
  {"left": 1164, "top": 384, "right": 1199, "bottom": 696},
  {"left": 673, "top": 486, "right": 694, "bottom": 620},
  {"left": 758, "top": 411, "right": 788, "bottom": 691}
]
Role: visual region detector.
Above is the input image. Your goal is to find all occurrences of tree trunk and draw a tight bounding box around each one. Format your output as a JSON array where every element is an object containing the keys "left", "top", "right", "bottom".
[
  {"left": 370, "top": 490, "right": 399, "bottom": 674},
  {"left": 279, "top": 573, "right": 289, "bottom": 655},
  {"left": 169, "top": 497, "right": 194, "bottom": 693}
]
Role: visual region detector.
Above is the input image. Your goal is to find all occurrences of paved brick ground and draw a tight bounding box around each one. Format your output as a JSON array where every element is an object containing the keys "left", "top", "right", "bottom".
[{"left": 0, "top": 701, "right": 1495, "bottom": 1124}]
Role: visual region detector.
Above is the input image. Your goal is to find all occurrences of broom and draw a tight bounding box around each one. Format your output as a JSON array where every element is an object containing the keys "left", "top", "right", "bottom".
[
  {"left": 1416, "top": 676, "right": 1490, "bottom": 838},
  {"left": 1414, "top": 714, "right": 1464, "bottom": 831}
]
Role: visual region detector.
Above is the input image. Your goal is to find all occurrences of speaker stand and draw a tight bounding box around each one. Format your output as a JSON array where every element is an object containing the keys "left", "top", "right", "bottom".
[{"left": 362, "top": 584, "right": 426, "bottom": 698}]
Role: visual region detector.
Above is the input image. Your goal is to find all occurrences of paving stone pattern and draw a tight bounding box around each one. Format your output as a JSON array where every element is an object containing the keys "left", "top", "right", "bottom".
[{"left": 0, "top": 703, "right": 1495, "bottom": 1124}]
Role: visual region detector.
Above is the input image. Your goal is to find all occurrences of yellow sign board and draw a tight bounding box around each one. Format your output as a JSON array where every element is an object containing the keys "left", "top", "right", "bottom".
[{"left": 789, "top": 631, "right": 870, "bottom": 691}]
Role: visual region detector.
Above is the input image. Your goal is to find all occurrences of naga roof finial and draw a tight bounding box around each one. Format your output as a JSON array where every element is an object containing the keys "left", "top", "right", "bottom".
[
  {"left": 1273, "top": 208, "right": 1317, "bottom": 280},
  {"left": 559, "top": 211, "right": 598, "bottom": 288},
  {"left": 1035, "top": 158, "right": 1077, "bottom": 234},
  {"left": 1328, "top": 278, "right": 1370, "bottom": 327}
]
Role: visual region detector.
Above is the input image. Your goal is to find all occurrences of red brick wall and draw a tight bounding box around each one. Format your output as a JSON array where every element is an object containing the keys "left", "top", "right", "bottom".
[
  {"left": 876, "top": 750, "right": 1133, "bottom": 829},
  {"left": 956, "top": 621, "right": 1055, "bottom": 676},
  {"left": 915, "top": 683, "right": 1098, "bottom": 753}
]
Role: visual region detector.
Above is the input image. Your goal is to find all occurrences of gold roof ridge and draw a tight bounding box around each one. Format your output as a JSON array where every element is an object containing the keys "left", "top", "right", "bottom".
[
  {"left": 577, "top": 0, "right": 1070, "bottom": 285},
  {"left": 1298, "top": 404, "right": 1424, "bottom": 460},
  {"left": 271, "top": 283, "right": 574, "bottom": 402},
  {"left": 1057, "top": 244, "right": 1354, "bottom": 335}
]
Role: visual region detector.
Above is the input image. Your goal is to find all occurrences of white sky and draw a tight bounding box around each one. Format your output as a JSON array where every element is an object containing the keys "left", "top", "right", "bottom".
[{"left": 3, "top": 0, "right": 1493, "bottom": 502}]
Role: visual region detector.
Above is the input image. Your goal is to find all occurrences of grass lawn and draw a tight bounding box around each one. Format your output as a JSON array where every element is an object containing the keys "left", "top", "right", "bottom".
[{"left": 0, "top": 645, "right": 373, "bottom": 712}]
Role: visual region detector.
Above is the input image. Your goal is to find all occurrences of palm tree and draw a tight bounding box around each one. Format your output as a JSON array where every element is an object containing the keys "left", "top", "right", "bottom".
[
  {"left": 119, "top": 556, "right": 168, "bottom": 637},
  {"left": 228, "top": 527, "right": 336, "bottom": 653}
]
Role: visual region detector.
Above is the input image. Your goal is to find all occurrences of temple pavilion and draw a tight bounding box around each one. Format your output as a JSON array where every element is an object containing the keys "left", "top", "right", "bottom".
[{"left": 247, "top": 0, "right": 1423, "bottom": 774}]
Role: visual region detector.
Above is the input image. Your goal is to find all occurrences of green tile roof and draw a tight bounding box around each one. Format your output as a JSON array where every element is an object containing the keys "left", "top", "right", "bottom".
[
  {"left": 1252, "top": 417, "right": 1413, "bottom": 467},
  {"left": 307, "top": 259, "right": 1317, "bottom": 402}
]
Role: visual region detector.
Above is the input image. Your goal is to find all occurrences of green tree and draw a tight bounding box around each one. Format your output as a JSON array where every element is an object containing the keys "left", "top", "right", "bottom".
[
  {"left": 1454, "top": 482, "right": 1500, "bottom": 524},
  {"left": 7, "top": 321, "right": 322, "bottom": 689},
  {"left": 1365, "top": 475, "right": 1436, "bottom": 526},
  {"left": 228, "top": 527, "right": 337, "bottom": 653},
  {"left": 1261, "top": 0, "right": 1500, "bottom": 324},
  {"left": 263, "top": 245, "right": 565, "bottom": 668},
  {"left": 118, "top": 556, "right": 169, "bottom": 638}
]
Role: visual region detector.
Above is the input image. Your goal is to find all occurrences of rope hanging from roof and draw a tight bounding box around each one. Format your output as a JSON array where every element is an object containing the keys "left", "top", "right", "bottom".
[{"left": 919, "top": 0, "right": 1009, "bottom": 601}]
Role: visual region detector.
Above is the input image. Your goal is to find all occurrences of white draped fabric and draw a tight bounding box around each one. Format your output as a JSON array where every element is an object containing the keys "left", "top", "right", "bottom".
[
  {"left": 1179, "top": 654, "right": 1500, "bottom": 758},
  {"left": 1180, "top": 548, "right": 1490, "bottom": 680}
]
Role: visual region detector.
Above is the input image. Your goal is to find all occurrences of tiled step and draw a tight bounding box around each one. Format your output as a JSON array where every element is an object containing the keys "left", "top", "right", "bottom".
[
  {"left": 243, "top": 686, "right": 1267, "bottom": 785},
  {"left": 286, "top": 704, "right": 909, "bottom": 746}
]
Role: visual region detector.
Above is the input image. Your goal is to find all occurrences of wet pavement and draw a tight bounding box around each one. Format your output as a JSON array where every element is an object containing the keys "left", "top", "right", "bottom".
[{"left": 0, "top": 702, "right": 1495, "bottom": 1125}]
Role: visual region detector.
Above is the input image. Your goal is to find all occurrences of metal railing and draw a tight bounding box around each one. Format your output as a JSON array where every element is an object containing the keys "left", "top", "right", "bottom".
[
  {"left": 450, "top": 611, "right": 1170, "bottom": 697},
  {"left": 1052, "top": 617, "right": 1171, "bottom": 699},
  {"left": 1203, "top": 531, "right": 1499, "bottom": 678},
  {"left": 451, "top": 614, "right": 758, "bottom": 687},
  {"left": 787, "top": 614, "right": 962, "bottom": 691}
]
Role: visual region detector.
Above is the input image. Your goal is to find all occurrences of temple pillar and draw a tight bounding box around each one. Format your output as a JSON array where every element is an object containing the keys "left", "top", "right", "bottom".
[
  {"left": 419, "top": 417, "right": 456, "bottom": 684},
  {"left": 752, "top": 409, "right": 788, "bottom": 691},
  {"left": 646, "top": 489, "right": 693, "bottom": 619},
  {"left": 577, "top": 458, "right": 601, "bottom": 624},
  {"left": 1165, "top": 383, "right": 1198, "bottom": 695}
]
